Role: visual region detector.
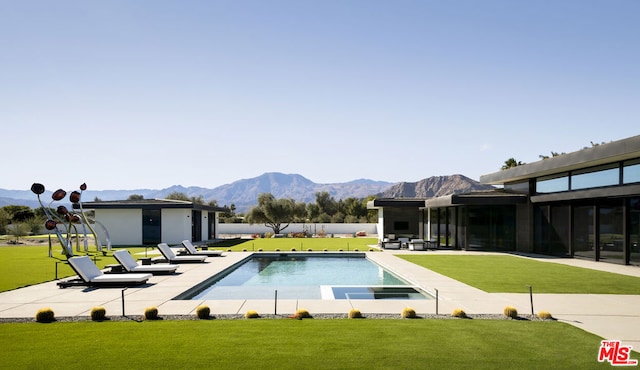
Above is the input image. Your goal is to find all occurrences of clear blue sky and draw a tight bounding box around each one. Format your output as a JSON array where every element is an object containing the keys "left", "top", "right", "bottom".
[{"left": 1, "top": 0, "right": 638, "bottom": 191}]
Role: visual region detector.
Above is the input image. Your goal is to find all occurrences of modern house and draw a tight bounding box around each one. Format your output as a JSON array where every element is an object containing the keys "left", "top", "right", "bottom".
[
  {"left": 370, "top": 135, "right": 640, "bottom": 266},
  {"left": 73, "top": 199, "right": 228, "bottom": 246}
]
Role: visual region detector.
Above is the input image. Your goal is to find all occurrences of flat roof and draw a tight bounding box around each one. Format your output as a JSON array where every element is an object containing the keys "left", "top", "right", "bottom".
[
  {"left": 73, "top": 199, "right": 228, "bottom": 212},
  {"left": 426, "top": 190, "right": 527, "bottom": 207},
  {"left": 367, "top": 198, "right": 426, "bottom": 209},
  {"left": 480, "top": 135, "right": 640, "bottom": 185}
]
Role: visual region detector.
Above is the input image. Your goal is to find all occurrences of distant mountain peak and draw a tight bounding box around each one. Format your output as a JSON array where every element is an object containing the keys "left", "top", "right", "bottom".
[
  {"left": 0, "top": 173, "right": 491, "bottom": 212},
  {"left": 377, "top": 174, "right": 494, "bottom": 199}
]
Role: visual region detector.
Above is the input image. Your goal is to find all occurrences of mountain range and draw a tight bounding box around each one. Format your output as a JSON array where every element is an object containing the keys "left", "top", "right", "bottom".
[{"left": 0, "top": 172, "right": 494, "bottom": 212}]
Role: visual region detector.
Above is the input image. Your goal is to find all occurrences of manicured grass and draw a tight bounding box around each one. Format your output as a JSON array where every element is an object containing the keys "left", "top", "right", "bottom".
[
  {"left": 226, "top": 237, "right": 378, "bottom": 252},
  {"left": 0, "top": 245, "right": 149, "bottom": 292},
  {"left": 399, "top": 255, "right": 640, "bottom": 294},
  {"left": 0, "top": 319, "right": 617, "bottom": 369}
]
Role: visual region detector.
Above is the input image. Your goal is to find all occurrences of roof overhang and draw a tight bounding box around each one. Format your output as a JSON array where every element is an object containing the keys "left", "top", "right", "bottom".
[
  {"left": 480, "top": 135, "right": 640, "bottom": 185},
  {"left": 367, "top": 198, "right": 426, "bottom": 209},
  {"left": 73, "top": 199, "right": 228, "bottom": 212},
  {"left": 426, "top": 191, "right": 527, "bottom": 207}
]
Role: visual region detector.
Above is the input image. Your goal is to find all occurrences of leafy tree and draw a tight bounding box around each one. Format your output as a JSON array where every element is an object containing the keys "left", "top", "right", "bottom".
[
  {"left": 127, "top": 194, "right": 144, "bottom": 200},
  {"left": 314, "top": 191, "right": 338, "bottom": 216},
  {"left": 8, "top": 222, "right": 30, "bottom": 243},
  {"left": 501, "top": 158, "right": 525, "bottom": 170},
  {"left": 25, "top": 217, "right": 43, "bottom": 235},
  {"left": 2, "top": 205, "right": 34, "bottom": 222},
  {"left": 245, "top": 193, "right": 303, "bottom": 234},
  {"left": 0, "top": 208, "right": 9, "bottom": 234}
]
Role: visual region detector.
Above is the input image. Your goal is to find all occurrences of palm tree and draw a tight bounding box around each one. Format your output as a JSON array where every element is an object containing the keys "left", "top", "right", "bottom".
[{"left": 501, "top": 158, "right": 525, "bottom": 170}]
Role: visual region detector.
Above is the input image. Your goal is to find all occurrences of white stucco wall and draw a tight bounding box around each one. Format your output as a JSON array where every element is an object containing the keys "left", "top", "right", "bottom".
[
  {"left": 95, "top": 209, "right": 142, "bottom": 245},
  {"left": 218, "top": 223, "right": 376, "bottom": 236},
  {"left": 161, "top": 209, "right": 191, "bottom": 245}
]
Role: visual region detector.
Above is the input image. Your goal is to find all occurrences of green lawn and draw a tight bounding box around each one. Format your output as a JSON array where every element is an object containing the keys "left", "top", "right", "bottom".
[
  {"left": 0, "top": 245, "right": 150, "bottom": 292},
  {"left": 399, "top": 255, "right": 640, "bottom": 294},
  {"left": 0, "top": 319, "right": 618, "bottom": 369}
]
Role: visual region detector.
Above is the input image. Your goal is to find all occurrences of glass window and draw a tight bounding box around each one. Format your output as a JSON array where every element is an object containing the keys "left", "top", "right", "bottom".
[
  {"left": 536, "top": 174, "right": 569, "bottom": 193},
  {"left": 598, "top": 201, "right": 624, "bottom": 265},
  {"left": 573, "top": 205, "right": 595, "bottom": 260},
  {"left": 623, "top": 160, "right": 640, "bottom": 184},
  {"left": 505, "top": 181, "right": 530, "bottom": 194},
  {"left": 571, "top": 165, "right": 619, "bottom": 190},
  {"left": 630, "top": 198, "right": 640, "bottom": 266}
]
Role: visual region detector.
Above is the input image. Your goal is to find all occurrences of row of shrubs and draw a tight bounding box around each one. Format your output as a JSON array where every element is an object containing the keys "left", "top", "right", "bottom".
[{"left": 34, "top": 305, "right": 554, "bottom": 323}]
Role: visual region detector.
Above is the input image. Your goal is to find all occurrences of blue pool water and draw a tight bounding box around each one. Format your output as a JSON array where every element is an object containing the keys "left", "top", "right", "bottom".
[{"left": 179, "top": 254, "right": 430, "bottom": 300}]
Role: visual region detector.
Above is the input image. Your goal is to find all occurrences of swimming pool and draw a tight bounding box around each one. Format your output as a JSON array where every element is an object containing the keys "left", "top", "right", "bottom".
[{"left": 175, "top": 253, "right": 431, "bottom": 300}]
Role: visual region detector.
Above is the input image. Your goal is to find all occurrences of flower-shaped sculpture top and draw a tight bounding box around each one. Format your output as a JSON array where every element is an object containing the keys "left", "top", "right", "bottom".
[
  {"left": 51, "top": 189, "right": 66, "bottom": 201},
  {"left": 31, "top": 183, "right": 45, "bottom": 195}
]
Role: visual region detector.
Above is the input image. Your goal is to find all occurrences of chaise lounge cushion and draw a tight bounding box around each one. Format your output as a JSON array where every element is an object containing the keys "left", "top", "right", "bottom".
[
  {"left": 181, "top": 240, "right": 223, "bottom": 257},
  {"left": 113, "top": 250, "right": 179, "bottom": 274},
  {"left": 157, "top": 243, "right": 207, "bottom": 263},
  {"left": 67, "top": 256, "right": 152, "bottom": 285}
]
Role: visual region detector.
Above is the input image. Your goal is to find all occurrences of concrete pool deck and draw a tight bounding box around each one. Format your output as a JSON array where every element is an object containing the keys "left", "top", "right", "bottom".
[{"left": 1, "top": 248, "right": 639, "bottom": 350}]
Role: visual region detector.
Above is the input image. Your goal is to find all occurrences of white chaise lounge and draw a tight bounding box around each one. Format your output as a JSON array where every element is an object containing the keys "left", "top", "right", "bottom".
[
  {"left": 181, "top": 240, "right": 223, "bottom": 257},
  {"left": 113, "top": 250, "right": 179, "bottom": 274},
  {"left": 59, "top": 256, "right": 152, "bottom": 288},
  {"left": 156, "top": 243, "right": 207, "bottom": 263}
]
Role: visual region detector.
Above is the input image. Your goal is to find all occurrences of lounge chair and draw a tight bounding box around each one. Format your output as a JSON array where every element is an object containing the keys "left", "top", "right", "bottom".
[
  {"left": 181, "top": 240, "right": 223, "bottom": 257},
  {"left": 59, "top": 256, "right": 152, "bottom": 288},
  {"left": 113, "top": 250, "right": 179, "bottom": 274},
  {"left": 398, "top": 237, "right": 410, "bottom": 248},
  {"left": 156, "top": 243, "right": 207, "bottom": 263},
  {"left": 408, "top": 239, "right": 426, "bottom": 251}
]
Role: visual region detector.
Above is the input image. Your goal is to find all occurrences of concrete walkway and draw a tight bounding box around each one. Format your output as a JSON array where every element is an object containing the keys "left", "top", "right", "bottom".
[{"left": 1, "top": 248, "right": 639, "bottom": 350}]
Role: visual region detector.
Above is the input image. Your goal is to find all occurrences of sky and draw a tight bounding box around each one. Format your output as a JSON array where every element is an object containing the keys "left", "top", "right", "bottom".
[{"left": 1, "top": 0, "right": 639, "bottom": 191}]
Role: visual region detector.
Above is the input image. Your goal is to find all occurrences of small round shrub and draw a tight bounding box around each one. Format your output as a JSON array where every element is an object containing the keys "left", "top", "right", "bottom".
[
  {"left": 245, "top": 310, "right": 260, "bottom": 319},
  {"left": 353, "top": 249, "right": 359, "bottom": 252},
  {"left": 348, "top": 309, "right": 363, "bottom": 319},
  {"left": 195, "top": 305, "right": 210, "bottom": 319},
  {"left": 295, "top": 309, "right": 312, "bottom": 319},
  {"left": 537, "top": 311, "right": 553, "bottom": 320},
  {"left": 401, "top": 307, "right": 417, "bottom": 319},
  {"left": 35, "top": 308, "right": 55, "bottom": 323},
  {"left": 291, "top": 248, "right": 296, "bottom": 252},
  {"left": 257, "top": 248, "right": 263, "bottom": 252},
  {"left": 144, "top": 306, "right": 159, "bottom": 320},
  {"left": 503, "top": 306, "right": 518, "bottom": 319},
  {"left": 323, "top": 249, "right": 328, "bottom": 252},
  {"left": 90, "top": 306, "right": 107, "bottom": 321},
  {"left": 227, "top": 249, "right": 232, "bottom": 252},
  {"left": 338, "top": 249, "right": 343, "bottom": 252},
  {"left": 307, "top": 248, "right": 313, "bottom": 252},
  {"left": 275, "top": 248, "right": 280, "bottom": 252},
  {"left": 451, "top": 308, "right": 467, "bottom": 318},
  {"left": 242, "top": 249, "right": 247, "bottom": 252}
]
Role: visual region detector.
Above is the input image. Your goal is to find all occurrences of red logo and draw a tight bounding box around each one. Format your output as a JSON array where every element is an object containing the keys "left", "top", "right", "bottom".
[{"left": 598, "top": 340, "right": 638, "bottom": 366}]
